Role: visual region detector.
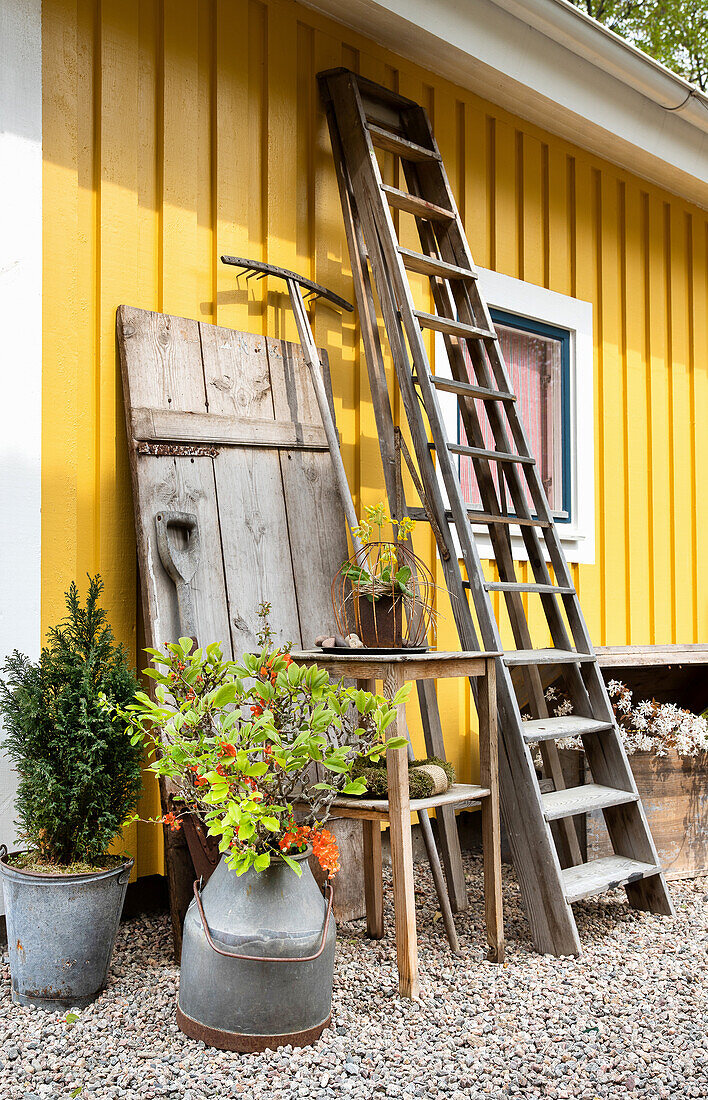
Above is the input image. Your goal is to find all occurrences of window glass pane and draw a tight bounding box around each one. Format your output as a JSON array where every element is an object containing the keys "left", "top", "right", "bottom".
[{"left": 459, "top": 322, "right": 565, "bottom": 515}]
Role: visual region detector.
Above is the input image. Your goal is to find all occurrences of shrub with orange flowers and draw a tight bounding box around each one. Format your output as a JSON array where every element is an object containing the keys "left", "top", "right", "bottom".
[{"left": 120, "top": 604, "right": 408, "bottom": 878}]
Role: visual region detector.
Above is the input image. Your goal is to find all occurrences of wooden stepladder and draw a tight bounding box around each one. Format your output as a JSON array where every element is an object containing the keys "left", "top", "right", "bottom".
[{"left": 318, "top": 67, "right": 674, "bottom": 956}]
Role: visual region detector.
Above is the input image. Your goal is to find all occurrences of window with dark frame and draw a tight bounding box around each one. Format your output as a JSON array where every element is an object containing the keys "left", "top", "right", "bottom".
[{"left": 459, "top": 309, "right": 571, "bottom": 522}]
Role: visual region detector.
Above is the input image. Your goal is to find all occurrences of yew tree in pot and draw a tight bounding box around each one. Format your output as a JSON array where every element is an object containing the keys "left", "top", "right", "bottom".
[{"left": 0, "top": 576, "right": 143, "bottom": 1010}]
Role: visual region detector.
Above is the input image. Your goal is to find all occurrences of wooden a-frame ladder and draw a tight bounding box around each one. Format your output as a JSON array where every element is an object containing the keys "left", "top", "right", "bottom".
[{"left": 318, "top": 67, "right": 674, "bottom": 956}]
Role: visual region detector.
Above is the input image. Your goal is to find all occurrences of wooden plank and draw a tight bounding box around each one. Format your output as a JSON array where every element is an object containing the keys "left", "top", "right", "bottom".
[
  {"left": 430, "top": 376, "right": 515, "bottom": 402},
  {"left": 596, "top": 643, "right": 708, "bottom": 667},
  {"left": 522, "top": 715, "right": 613, "bottom": 743},
  {"left": 384, "top": 663, "right": 420, "bottom": 999},
  {"left": 362, "top": 818, "right": 384, "bottom": 938},
  {"left": 329, "top": 783, "right": 491, "bottom": 818},
  {"left": 416, "top": 679, "right": 468, "bottom": 913},
  {"left": 381, "top": 184, "right": 454, "bottom": 222},
  {"left": 131, "top": 408, "right": 329, "bottom": 449},
  {"left": 447, "top": 443, "right": 534, "bottom": 465},
  {"left": 503, "top": 648, "right": 594, "bottom": 666},
  {"left": 309, "top": 817, "right": 365, "bottom": 924},
  {"left": 118, "top": 306, "right": 208, "bottom": 413},
  {"left": 485, "top": 581, "right": 573, "bottom": 594},
  {"left": 134, "top": 454, "right": 233, "bottom": 654},
  {"left": 542, "top": 783, "right": 637, "bottom": 821},
  {"left": 414, "top": 311, "right": 494, "bottom": 340},
  {"left": 479, "top": 658, "right": 504, "bottom": 962},
  {"left": 199, "top": 321, "right": 274, "bottom": 418},
  {"left": 398, "top": 246, "right": 477, "bottom": 281},
  {"left": 290, "top": 651, "right": 491, "bottom": 682},
  {"left": 562, "top": 856, "right": 661, "bottom": 904},
  {"left": 409, "top": 507, "right": 550, "bottom": 529},
  {"left": 269, "top": 340, "right": 348, "bottom": 646},
  {"left": 368, "top": 123, "right": 439, "bottom": 162}
]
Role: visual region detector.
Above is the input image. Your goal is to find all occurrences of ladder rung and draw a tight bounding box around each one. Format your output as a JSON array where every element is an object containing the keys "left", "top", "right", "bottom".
[
  {"left": 503, "top": 648, "right": 595, "bottom": 666},
  {"left": 562, "top": 856, "right": 662, "bottom": 903},
  {"left": 430, "top": 376, "right": 516, "bottom": 402},
  {"left": 447, "top": 443, "right": 535, "bottom": 465},
  {"left": 522, "top": 716, "right": 613, "bottom": 743},
  {"left": 407, "top": 506, "right": 552, "bottom": 530},
  {"left": 381, "top": 184, "right": 455, "bottom": 222},
  {"left": 542, "top": 783, "right": 638, "bottom": 822},
  {"left": 398, "top": 246, "right": 477, "bottom": 281},
  {"left": 415, "top": 311, "right": 495, "bottom": 340},
  {"left": 484, "top": 581, "right": 575, "bottom": 595},
  {"left": 368, "top": 123, "right": 440, "bottom": 162}
]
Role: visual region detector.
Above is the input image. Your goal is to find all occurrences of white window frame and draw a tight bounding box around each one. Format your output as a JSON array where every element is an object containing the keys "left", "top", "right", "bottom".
[{"left": 436, "top": 267, "right": 595, "bottom": 565}]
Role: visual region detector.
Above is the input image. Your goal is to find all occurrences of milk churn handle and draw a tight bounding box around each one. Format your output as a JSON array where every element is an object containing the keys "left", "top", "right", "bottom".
[
  {"left": 192, "top": 877, "right": 334, "bottom": 963},
  {"left": 0, "top": 845, "right": 7, "bottom": 862}
]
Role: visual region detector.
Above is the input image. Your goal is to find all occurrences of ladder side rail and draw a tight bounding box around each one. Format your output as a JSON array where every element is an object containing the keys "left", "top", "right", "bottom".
[
  {"left": 319, "top": 85, "right": 399, "bottom": 509},
  {"left": 328, "top": 77, "right": 513, "bottom": 657},
  {"left": 392, "top": 149, "right": 626, "bottom": 798},
  {"left": 319, "top": 95, "right": 470, "bottom": 911},
  {"left": 456, "top": 324, "right": 673, "bottom": 902},
  {"left": 417, "top": 231, "right": 584, "bottom": 866},
  {"left": 323, "top": 68, "right": 672, "bottom": 937},
  {"left": 399, "top": 105, "right": 674, "bottom": 906},
  {"left": 325, "top": 72, "right": 585, "bottom": 952}
]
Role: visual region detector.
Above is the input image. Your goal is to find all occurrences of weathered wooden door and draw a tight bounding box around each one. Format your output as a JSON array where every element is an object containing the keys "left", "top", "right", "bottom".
[{"left": 117, "top": 306, "right": 362, "bottom": 948}]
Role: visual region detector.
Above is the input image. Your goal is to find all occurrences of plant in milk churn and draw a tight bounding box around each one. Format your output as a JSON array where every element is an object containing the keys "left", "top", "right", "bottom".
[{"left": 121, "top": 605, "right": 409, "bottom": 878}]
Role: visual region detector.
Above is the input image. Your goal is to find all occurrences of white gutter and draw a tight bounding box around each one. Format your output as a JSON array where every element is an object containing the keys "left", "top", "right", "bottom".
[
  {"left": 493, "top": 0, "right": 708, "bottom": 130},
  {"left": 302, "top": 0, "right": 708, "bottom": 208}
]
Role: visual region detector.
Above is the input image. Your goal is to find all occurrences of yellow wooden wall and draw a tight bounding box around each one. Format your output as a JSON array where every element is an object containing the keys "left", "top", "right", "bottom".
[{"left": 42, "top": 0, "right": 708, "bottom": 877}]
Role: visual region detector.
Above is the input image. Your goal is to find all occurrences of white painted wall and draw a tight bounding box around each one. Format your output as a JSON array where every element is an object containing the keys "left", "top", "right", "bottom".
[{"left": 0, "top": 0, "right": 42, "bottom": 871}]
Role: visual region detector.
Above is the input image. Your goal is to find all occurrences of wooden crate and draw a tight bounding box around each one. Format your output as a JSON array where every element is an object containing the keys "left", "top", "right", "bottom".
[{"left": 587, "top": 749, "right": 708, "bottom": 880}]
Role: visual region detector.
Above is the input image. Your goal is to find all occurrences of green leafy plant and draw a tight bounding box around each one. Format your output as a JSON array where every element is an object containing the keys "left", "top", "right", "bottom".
[
  {"left": 342, "top": 502, "right": 416, "bottom": 602},
  {"left": 0, "top": 576, "right": 142, "bottom": 867},
  {"left": 122, "top": 609, "right": 409, "bottom": 878}
]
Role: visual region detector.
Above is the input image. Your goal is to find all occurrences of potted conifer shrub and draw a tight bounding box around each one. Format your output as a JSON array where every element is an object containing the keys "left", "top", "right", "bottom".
[{"left": 0, "top": 576, "right": 143, "bottom": 1010}]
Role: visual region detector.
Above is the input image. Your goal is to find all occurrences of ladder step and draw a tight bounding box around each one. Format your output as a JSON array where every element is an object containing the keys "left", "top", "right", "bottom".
[
  {"left": 381, "top": 184, "right": 455, "bottom": 222},
  {"left": 430, "top": 376, "right": 516, "bottom": 402},
  {"left": 415, "top": 311, "right": 495, "bottom": 340},
  {"left": 504, "top": 648, "right": 595, "bottom": 666},
  {"left": 562, "top": 855, "right": 662, "bottom": 904},
  {"left": 542, "top": 783, "right": 638, "bottom": 821},
  {"left": 408, "top": 506, "right": 552, "bottom": 529},
  {"left": 447, "top": 443, "right": 535, "bottom": 465},
  {"left": 484, "top": 581, "right": 575, "bottom": 595},
  {"left": 368, "top": 123, "right": 440, "bottom": 162},
  {"left": 398, "top": 246, "right": 477, "bottom": 281},
  {"left": 522, "top": 715, "right": 614, "bottom": 743}
]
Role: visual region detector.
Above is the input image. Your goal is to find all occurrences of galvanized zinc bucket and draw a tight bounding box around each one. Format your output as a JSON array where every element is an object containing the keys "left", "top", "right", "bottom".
[
  {"left": 0, "top": 846, "right": 133, "bottom": 1011},
  {"left": 177, "top": 850, "right": 336, "bottom": 1052}
]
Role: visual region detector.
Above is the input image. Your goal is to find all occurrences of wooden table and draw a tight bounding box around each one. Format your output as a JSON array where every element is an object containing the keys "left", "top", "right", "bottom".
[{"left": 290, "top": 649, "right": 504, "bottom": 999}]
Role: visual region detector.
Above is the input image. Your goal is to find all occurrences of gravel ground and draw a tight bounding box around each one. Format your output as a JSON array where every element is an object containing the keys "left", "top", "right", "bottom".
[{"left": 1, "top": 856, "right": 706, "bottom": 1100}]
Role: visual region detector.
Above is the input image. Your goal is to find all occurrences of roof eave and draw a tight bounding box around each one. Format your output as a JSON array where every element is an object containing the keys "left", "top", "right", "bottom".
[{"left": 302, "top": 0, "right": 708, "bottom": 209}]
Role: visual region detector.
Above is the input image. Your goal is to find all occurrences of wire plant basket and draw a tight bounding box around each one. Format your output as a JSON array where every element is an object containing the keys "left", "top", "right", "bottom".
[{"left": 331, "top": 540, "right": 436, "bottom": 649}]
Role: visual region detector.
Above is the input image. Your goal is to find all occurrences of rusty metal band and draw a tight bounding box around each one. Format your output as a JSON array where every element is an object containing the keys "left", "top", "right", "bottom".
[
  {"left": 192, "top": 877, "right": 334, "bottom": 963},
  {"left": 176, "top": 1005, "right": 331, "bottom": 1052}
]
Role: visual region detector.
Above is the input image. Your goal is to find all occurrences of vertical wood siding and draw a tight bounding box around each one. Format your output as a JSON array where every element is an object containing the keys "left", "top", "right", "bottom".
[{"left": 42, "top": 0, "right": 708, "bottom": 875}]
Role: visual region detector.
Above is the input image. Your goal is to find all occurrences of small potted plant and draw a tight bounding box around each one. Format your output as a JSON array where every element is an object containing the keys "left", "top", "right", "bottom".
[
  {"left": 123, "top": 611, "right": 408, "bottom": 1051},
  {"left": 332, "top": 503, "right": 436, "bottom": 649},
  {"left": 0, "top": 577, "right": 143, "bottom": 1010}
]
